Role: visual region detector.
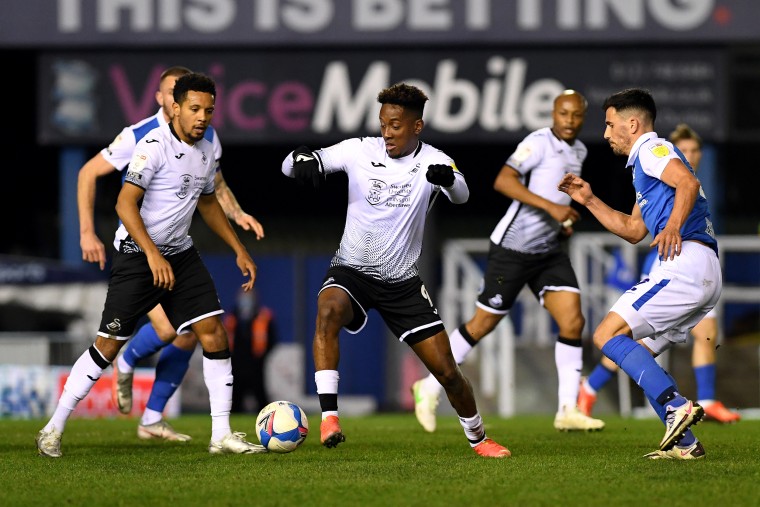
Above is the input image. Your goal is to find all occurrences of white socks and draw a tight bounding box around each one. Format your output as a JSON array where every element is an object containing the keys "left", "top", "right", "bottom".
[
  {"left": 315, "top": 369, "right": 339, "bottom": 419},
  {"left": 45, "top": 347, "right": 107, "bottom": 433},
  {"left": 555, "top": 341, "right": 583, "bottom": 411},
  {"left": 459, "top": 412, "right": 486, "bottom": 445},
  {"left": 203, "top": 356, "right": 233, "bottom": 441}
]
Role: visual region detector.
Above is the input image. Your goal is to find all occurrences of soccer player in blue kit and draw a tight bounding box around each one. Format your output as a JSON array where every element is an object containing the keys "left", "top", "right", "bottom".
[
  {"left": 558, "top": 88, "right": 721, "bottom": 459},
  {"left": 281, "top": 83, "right": 510, "bottom": 458}
]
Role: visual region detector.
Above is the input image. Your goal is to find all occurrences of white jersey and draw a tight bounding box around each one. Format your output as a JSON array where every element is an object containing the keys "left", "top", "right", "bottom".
[
  {"left": 490, "top": 127, "right": 587, "bottom": 254},
  {"left": 282, "top": 137, "right": 468, "bottom": 282},
  {"left": 101, "top": 108, "right": 222, "bottom": 173},
  {"left": 113, "top": 123, "right": 216, "bottom": 256}
]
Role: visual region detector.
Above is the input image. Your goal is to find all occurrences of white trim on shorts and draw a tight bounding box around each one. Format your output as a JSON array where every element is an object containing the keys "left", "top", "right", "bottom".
[
  {"left": 538, "top": 285, "right": 580, "bottom": 307},
  {"left": 318, "top": 282, "right": 369, "bottom": 335},
  {"left": 176, "top": 309, "right": 225, "bottom": 336}
]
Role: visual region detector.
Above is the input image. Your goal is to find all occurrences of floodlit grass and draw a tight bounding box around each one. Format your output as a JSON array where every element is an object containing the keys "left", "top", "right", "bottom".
[{"left": 2, "top": 414, "right": 758, "bottom": 506}]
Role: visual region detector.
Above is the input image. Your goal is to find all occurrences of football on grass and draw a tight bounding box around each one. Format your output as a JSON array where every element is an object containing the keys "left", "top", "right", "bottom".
[{"left": 255, "top": 400, "right": 309, "bottom": 453}]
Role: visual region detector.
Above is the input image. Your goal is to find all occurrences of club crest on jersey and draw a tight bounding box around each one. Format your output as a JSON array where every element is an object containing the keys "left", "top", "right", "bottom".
[
  {"left": 202, "top": 152, "right": 208, "bottom": 164},
  {"left": 409, "top": 163, "right": 420, "bottom": 175},
  {"left": 177, "top": 174, "right": 192, "bottom": 199},
  {"left": 366, "top": 179, "right": 387, "bottom": 205},
  {"left": 488, "top": 294, "right": 504, "bottom": 308},
  {"left": 650, "top": 143, "right": 670, "bottom": 158}
]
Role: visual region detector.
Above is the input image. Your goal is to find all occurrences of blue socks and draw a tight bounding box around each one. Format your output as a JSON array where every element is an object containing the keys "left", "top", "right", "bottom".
[
  {"left": 588, "top": 363, "right": 616, "bottom": 392},
  {"left": 694, "top": 364, "right": 716, "bottom": 401},
  {"left": 123, "top": 323, "right": 194, "bottom": 413},
  {"left": 146, "top": 344, "right": 194, "bottom": 412},
  {"left": 123, "top": 323, "right": 166, "bottom": 368},
  {"left": 601, "top": 335, "right": 679, "bottom": 406}
]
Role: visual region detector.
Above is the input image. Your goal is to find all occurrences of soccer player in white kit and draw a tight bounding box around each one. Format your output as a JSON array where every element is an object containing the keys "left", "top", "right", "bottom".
[
  {"left": 281, "top": 83, "right": 510, "bottom": 458},
  {"left": 411, "top": 90, "right": 605, "bottom": 433},
  {"left": 558, "top": 88, "right": 721, "bottom": 459},
  {"left": 37, "top": 73, "right": 265, "bottom": 457},
  {"left": 77, "top": 66, "right": 264, "bottom": 442}
]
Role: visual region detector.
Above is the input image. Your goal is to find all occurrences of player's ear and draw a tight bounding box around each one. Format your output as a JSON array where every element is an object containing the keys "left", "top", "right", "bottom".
[
  {"left": 414, "top": 119, "right": 424, "bottom": 135},
  {"left": 155, "top": 90, "right": 163, "bottom": 106}
]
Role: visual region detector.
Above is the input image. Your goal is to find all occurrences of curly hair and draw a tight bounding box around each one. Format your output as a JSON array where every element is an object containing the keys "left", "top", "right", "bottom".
[
  {"left": 377, "top": 83, "right": 428, "bottom": 118},
  {"left": 173, "top": 72, "right": 216, "bottom": 104}
]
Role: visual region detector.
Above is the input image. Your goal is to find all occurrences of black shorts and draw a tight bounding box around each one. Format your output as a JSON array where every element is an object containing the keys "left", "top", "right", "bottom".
[
  {"left": 477, "top": 242, "right": 580, "bottom": 314},
  {"left": 319, "top": 266, "right": 444, "bottom": 346},
  {"left": 98, "top": 247, "right": 223, "bottom": 339}
]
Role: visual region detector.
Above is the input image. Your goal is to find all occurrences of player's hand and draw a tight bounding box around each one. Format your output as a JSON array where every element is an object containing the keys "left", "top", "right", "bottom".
[
  {"left": 146, "top": 252, "right": 175, "bottom": 291},
  {"left": 547, "top": 203, "right": 581, "bottom": 227},
  {"left": 557, "top": 173, "right": 593, "bottom": 206},
  {"left": 292, "top": 146, "right": 323, "bottom": 189},
  {"left": 81, "top": 232, "right": 107, "bottom": 270},
  {"left": 237, "top": 254, "right": 257, "bottom": 291},
  {"left": 650, "top": 225, "right": 682, "bottom": 261},
  {"left": 233, "top": 212, "right": 265, "bottom": 240},
  {"left": 426, "top": 164, "right": 455, "bottom": 187}
]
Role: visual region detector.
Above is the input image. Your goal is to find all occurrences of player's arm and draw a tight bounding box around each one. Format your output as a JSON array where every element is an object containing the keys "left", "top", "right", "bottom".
[
  {"left": 115, "top": 182, "right": 175, "bottom": 290},
  {"left": 213, "top": 170, "right": 265, "bottom": 239},
  {"left": 558, "top": 173, "right": 648, "bottom": 243},
  {"left": 77, "top": 153, "right": 118, "bottom": 270},
  {"left": 650, "top": 158, "right": 701, "bottom": 260},
  {"left": 197, "top": 192, "right": 256, "bottom": 291},
  {"left": 496, "top": 165, "right": 580, "bottom": 225}
]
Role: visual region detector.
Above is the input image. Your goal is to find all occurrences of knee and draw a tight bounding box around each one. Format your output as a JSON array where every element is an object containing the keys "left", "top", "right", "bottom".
[
  {"left": 436, "top": 365, "right": 465, "bottom": 392},
  {"left": 316, "top": 298, "right": 351, "bottom": 332},
  {"left": 150, "top": 320, "right": 178, "bottom": 342},
  {"left": 592, "top": 330, "right": 610, "bottom": 351},
  {"left": 173, "top": 331, "right": 198, "bottom": 351},
  {"left": 559, "top": 312, "right": 585, "bottom": 337}
]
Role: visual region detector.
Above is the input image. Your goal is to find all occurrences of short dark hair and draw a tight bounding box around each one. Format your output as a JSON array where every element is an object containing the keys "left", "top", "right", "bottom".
[
  {"left": 160, "top": 65, "right": 192, "bottom": 83},
  {"left": 377, "top": 83, "right": 428, "bottom": 118},
  {"left": 602, "top": 88, "right": 657, "bottom": 124},
  {"left": 669, "top": 123, "right": 702, "bottom": 148},
  {"left": 173, "top": 73, "right": 216, "bottom": 104}
]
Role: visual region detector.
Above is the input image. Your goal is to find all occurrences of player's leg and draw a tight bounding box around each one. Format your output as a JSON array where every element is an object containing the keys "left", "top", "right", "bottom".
[
  {"left": 312, "top": 286, "right": 354, "bottom": 448},
  {"left": 637, "top": 353, "right": 704, "bottom": 460},
  {"left": 38, "top": 336, "right": 129, "bottom": 457},
  {"left": 137, "top": 330, "right": 196, "bottom": 441},
  {"left": 192, "top": 315, "right": 265, "bottom": 454},
  {"left": 412, "top": 307, "right": 503, "bottom": 432},
  {"left": 578, "top": 356, "right": 618, "bottom": 416},
  {"left": 595, "top": 312, "right": 702, "bottom": 451},
  {"left": 112, "top": 305, "right": 178, "bottom": 414},
  {"left": 411, "top": 331, "right": 510, "bottom": 458},
  {"left": 691, "top": 315, "right": 740, "bottom": 422},
  {"left": 544, "top": 290, "right": 604, "bottom": 431},
  {"left": 412, "top": 243, "right": 523, "bottom": 432},
  {"left": 38, "top": 252, "right": 158, "bottom": 457}
]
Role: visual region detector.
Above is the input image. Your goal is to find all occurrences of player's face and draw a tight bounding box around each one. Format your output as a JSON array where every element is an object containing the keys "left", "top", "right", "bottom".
[
  {"left": 379, "top": 104, "right": 422, "bottom": 158},
  {"left": 604, "top": 107, "right": 632, "bottom": 156},
  {"left": 551, "top": 95, "right": 586, "bottom": 143},
  {"left": 156, "top": 76, "right": 181, "bottom": 122},
  {"left": 172, "top": 91, "right": 215, "bottom": 144},
  {"left": 675, "top": 138, "right": 702, "bottom": 172}
]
